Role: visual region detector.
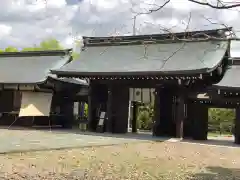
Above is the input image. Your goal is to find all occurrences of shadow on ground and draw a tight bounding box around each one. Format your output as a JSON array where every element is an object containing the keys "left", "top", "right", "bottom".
[
  {"left": 0, "top": 126, "right": 239, "bottom": 149},
  {"left": 39, "top": 128, "right": 240, "bottom": 148},
  {"left": 0, "top": 126, "right": 171, "bottom": 141},
  {"left": 189, "top": 166, "right": 240, "bottom": 180}
]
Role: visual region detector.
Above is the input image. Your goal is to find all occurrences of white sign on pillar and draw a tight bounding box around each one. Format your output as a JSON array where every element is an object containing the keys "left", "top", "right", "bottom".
[
  {"left": 142, "top": 88, "right": 152, "bottom": 103},
  {"left": 129, "top": 88, "right": 134, "bottom": 102},
  {"left": 150, "top": 88, "right": 155, "bottom": 104},
  {"left": 134, "top": 88, "right": 142, "bottom": 102},
  {"left": 73, "top": 102, "right": 79, "bottom": 115}
]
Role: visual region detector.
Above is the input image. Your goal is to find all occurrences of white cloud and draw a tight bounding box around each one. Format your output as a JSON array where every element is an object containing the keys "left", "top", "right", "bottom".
[
  {"left": 89, "top": 0, "right": 120, "bottom": 10},
  {"left": 0, "top": 24, "right": 12, "bottom": 37},
  {"left": 0, "top": 0, "right": 239, "bottom": 52},
  {"left": 62, "top": 36, "right": 74, "bottom": 47}
]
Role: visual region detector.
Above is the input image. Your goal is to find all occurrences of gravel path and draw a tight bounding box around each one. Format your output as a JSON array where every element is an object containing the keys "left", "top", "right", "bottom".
[
  {"left": 0, "top": 128, "right": 151, "bottom": 153},
  {"left": 0, "top": 128, "right": 237, "bottom": 154},
  {"left": 0, "top": 128, "right": 239, "bottom": 179},
  {"left": 0, "top": 141, "right": 239, "bottom": 179}
]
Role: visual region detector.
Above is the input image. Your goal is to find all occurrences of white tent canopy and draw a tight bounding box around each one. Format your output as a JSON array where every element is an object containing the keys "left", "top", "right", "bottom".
[{"left": 19, "top": 92, "right": 53, "bottom": 117}]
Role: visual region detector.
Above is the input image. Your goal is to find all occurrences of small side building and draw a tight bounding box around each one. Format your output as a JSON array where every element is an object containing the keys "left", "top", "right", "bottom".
[
  {"left": 0, "top": 49, "right": 88, "bottom": 128},
  {"left": 209, "top": 57, "right": 240, "bottom": 144}
]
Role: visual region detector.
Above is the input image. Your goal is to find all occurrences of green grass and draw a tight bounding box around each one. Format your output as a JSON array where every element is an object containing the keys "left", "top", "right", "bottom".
[{"left": 208, "top": 131, "right": 233, "bottom": 137}]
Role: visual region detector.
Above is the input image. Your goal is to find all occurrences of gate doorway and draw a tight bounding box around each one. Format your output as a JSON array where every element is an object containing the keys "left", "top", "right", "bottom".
[
  {"left": 128, "top": 88, "right": 155, "bottom": 134},
  {"left": 208, "top": 108, "right": 235, "bottom": 140}
]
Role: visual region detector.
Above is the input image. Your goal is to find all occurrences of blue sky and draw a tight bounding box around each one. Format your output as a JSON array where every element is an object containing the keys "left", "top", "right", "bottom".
[{"left": 0, "top": 0, "right": 240, "bottom": 55}]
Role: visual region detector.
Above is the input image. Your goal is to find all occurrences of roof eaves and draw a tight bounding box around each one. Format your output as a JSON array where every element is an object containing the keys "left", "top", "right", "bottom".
[
  {"left": 51, "top": 68, "right": 213, "bottom": 77},
  {"left": 0, "top": 49, "right": 73, "bottom": 57},
  {"left": 0, "top": 79, "right": 48, "bottom": 86},
  {"left": 47, "top": 75, "right": 89, "bottom": 86}
]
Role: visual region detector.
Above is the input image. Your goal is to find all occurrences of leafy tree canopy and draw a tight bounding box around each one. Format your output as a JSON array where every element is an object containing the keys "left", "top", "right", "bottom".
[
  {"left": 0, "top": 38, "right": 80, "bottom": 59},
  {"left": 4, "top": 46, "right": 18, "bottom": 52}
]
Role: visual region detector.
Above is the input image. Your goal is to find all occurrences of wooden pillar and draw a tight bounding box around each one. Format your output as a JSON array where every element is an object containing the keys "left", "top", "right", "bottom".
[
  {"left": 152, "top": 87, "right": 161, "bottom": 136},
  {"left": 60, "top": 98, "right": 74, "bottom": 129},
  {"left": 132, "top": 101, "right": 138, "bottom": 133},
  {"left": 88, "top": 82, "right": 108, "bottom": 132},
  {"left": 234, "top": 108, "right": 240, "bottom": 144},
  {"left": 87, "top": 83, "right": 97, "bottom": 131},
  {"left": 175, "top": 94, "right": 185, "bottom": 139},
  {"left": 106, "top": 86, "right": 113, "bottom": 133},
  {"left": 183, "top": 101, "right": 194, "bottom": 138},
  {"left": 127, "top": 101, "right": 131, "bottom": 132},
  {"left": 192, "top": 104, "right": 208, "bottom": 140},
  {"left": 0, "top": 90, "right": 16, "bottom": 126},
  {"left": 153, "top": 87, "right": 174, "bottom": 137},
  {"left": 111, "top": 85, "right": 129, "bottom": 134}
]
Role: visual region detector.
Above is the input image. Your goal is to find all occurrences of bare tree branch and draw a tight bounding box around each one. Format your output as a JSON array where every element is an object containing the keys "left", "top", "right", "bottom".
[
  {"left": 159, "top": 12, "right": 192, "bottom": 69},
  {"left": 146, "top": 0, "right": 240, "bottom": 12},
  {"left": 148, "top": 0, "right": 171, "bottom": 13},
  {"left": 132, "top": 0, "right": 171, "bottom": 35},
  {"left": 184, "top": 12, "right": 192, "bottom": 37},
  {"left": 188, "top": 0, "right": 240, "bottom": 9},
  {"left": 201, "top": 16, "right": 236, "bottom": 37}
]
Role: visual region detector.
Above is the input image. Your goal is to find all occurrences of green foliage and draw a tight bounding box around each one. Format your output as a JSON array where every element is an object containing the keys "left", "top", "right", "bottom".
[
  {"left": 84, "top": 103, "right": 88, "bottom": 117},
  {"left": 1, "top": 38, "right": 80, "bottom": 59},
  {"left": 72, "top": 52, "right": 80, "bottom": 60},
  {"left": 5, "top": 46, "right": 18, "bottom": 52},
  {"left": 208, "top": 108, "right": 235, "bottom": 134},
  {"left": 137, "top": 104, "right": 154, "bottom": 130},
  {"left": 39, "top": 38, "right": 63, "bottom": 50},
  {"left": 136, "top": 104, "right": 235, "bottom": 135},
  {"left": 21, "top": 39, "right": 63, "bottom": 51},
  {"left": 21, "top": 47, "right": 38, "bottom": 51},
  {"left": 137, "top": 110, "right": 151, "bottom": 129}
]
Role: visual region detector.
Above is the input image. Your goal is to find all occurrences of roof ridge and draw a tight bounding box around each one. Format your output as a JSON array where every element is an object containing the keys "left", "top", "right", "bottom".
[
  {"left": 0, "top": 49, "right": 72, "bottom": 57},
  {"left": 83, "top": 28, "right": 231, "bottom": 47}
]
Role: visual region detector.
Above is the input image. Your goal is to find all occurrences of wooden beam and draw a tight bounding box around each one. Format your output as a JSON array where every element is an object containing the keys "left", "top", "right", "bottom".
[{"left": 235, "top": 108, "right": 240, "bottom": 144}]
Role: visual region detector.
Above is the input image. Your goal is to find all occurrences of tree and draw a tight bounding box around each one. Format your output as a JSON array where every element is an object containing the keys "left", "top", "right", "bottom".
[
  {"left": 21, "top": 38, "right": 80, "bottom": 60},
  {"left": 39, "top": 38, "right": 63, "bottom": 50},
  {"left": 72, "top": 52, "right": 80, "bottom": 60},
  {"left": 137, "top": 104, "right": 154, "bottom": 130},
  {"left": 208, "top": 108, "right": 235, "bottom": 134},
  {"left": 4, "top": 46, "right": 18, "bottom": 52},
  {"left": 21, "top": 47, "right": 38, "bottom": 51}
]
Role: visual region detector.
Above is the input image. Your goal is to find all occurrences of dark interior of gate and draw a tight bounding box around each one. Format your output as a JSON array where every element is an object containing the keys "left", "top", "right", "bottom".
[
  {"left": 51, "top": 27, "right": 240, "bottom": 143},
  {"left": 0, "top": 50, "right": 88, "bottom": 128}
]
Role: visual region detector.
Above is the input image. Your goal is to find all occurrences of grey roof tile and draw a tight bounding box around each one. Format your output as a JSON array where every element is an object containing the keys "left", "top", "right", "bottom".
[
  {"left": 213, "top": 65, "right": 240, "bottom": 88},
  {"left": 52, "top": 41, "right": 228, "bottom": 76},
  {"left": 0, "top": 51, "right": 71, "bottom": 84}
]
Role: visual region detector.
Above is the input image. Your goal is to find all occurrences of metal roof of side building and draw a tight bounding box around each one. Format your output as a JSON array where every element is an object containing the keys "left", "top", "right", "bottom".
[
  {"left": 212, "top": 63, "right": 240, "bottom": 90},
  {"left": 0, "top": 49, "right": 86, "bottom": 86}
]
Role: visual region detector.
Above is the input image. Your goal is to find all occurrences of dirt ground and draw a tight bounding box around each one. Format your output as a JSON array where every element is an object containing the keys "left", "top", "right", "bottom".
[{"left": 0, "top": 141, "right": 239, "bottom": 180}]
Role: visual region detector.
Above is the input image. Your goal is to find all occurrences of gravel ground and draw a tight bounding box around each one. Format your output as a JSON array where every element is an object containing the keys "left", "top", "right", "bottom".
[{"left": 0, "top": 141, "right": 239, "bottom": 180}]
